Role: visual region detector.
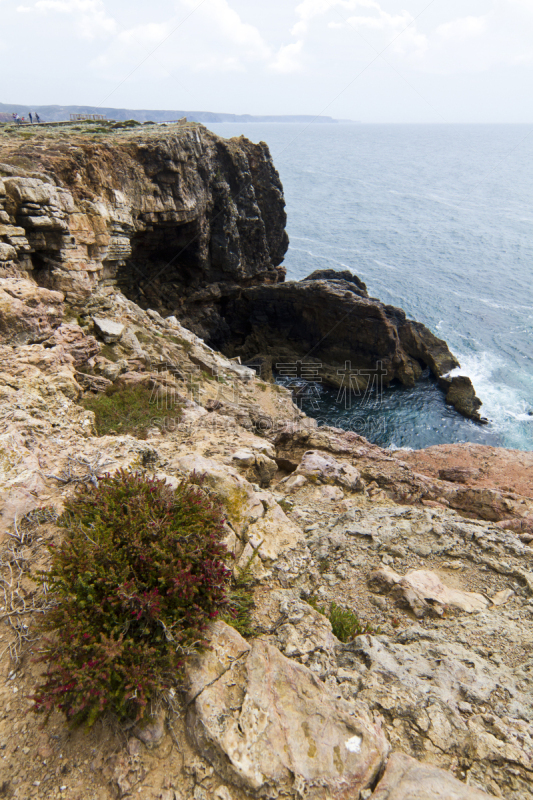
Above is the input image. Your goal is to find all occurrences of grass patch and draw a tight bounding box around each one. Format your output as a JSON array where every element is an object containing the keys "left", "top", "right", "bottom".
[
  {"left": 277, "top": 498, "right": 293, "bottom": 514},
  {"left": 220, "top": 543, "right": 260, "bottom": 638},
  {"left": 307, "top": 598, "right": 377, "bottom": 642},
  {"left": 81, "top": 383, "right": 168, "bottom": 438},
  {"left": 100, "top": 344, "right": 119, "bottom": 362},
  {"left": 167, "top": 335, "right": 193, "bottom": 352}
]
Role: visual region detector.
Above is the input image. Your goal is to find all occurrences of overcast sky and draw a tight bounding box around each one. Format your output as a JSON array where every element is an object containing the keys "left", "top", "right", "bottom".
[{"left": 3, "top": 0, "right": 533, "bottom": 122}]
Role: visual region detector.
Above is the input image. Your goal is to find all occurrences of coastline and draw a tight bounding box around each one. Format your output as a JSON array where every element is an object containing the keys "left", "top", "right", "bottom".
[{"left": 0, "top": 122, "right": 531, "bottom": 799}]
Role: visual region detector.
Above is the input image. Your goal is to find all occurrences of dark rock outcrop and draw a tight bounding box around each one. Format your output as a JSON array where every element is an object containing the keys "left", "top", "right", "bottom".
[
  {"left": 195, "top": 275, "right": 484, "bottom": 421},
  {"left": 0, "top": 124, "right": 483, "bottom": 422}
]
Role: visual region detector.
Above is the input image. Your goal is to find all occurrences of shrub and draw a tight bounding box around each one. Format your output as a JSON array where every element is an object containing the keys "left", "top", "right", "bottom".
[
  {"left": 81, "top": 383, "right": 172, "bottom": 438},
  {"left": 32, "top": 471, "right": 231, "bottom": 727},
  {"left": 307, "top": 598, "right": 376, "bottom": 642}
]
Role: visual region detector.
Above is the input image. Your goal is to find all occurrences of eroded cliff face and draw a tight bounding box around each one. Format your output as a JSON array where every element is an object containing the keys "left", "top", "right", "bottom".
[
  {"left": 0, "top": 123, "right": 287, "bottom": 306},
  {"left": 0, "top": 125, "right": 531, "bottom": 800},
  {"left": 0, "top": 123, "right": 484, "bottom": 421}
]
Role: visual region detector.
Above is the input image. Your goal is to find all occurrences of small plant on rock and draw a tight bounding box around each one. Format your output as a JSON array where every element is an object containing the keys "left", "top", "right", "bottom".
[
  {"left": 307, "top": 598, "right": 376, "bottom": 642},
  {"left": 32, "top": 470, "right": 231, "bottom": 727}
]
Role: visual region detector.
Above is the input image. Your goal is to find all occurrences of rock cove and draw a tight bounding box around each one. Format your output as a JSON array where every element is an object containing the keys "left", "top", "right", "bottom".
[
  {"left": 0, "top": 123, "right": 483, "bottom": 422},
  {"left": 0, "top": 121, "right": 530, "bottom": 800}
]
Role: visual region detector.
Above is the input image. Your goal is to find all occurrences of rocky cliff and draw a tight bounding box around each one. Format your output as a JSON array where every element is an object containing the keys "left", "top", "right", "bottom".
[
  {"left": 202, "top": 270, "right": 483, "bottom": 421},
  {"left": 0, "top": 122, "right": 483, "bottom": 421},
  {"left": 0, "top": 121, "right": 287, "bottom": 304},
  {"left": 0, "top": 123, "right": 530, "bottom": 800}
]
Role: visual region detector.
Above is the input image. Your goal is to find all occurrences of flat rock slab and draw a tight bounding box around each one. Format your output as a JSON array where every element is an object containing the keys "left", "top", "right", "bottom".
[
  {"left": 92, "top": 316, "right": 125, "bottom": 343},
  {"left": 184, "top": 621, "right": 388, "bottom": 799},
  {"left": 294, "top": 450, "right": 363, "bottom": 492},
  {"left": 371, "top": 752, "right": 492, "bottom": 799},
  {"left": 369, "top": 566, "right": 489, "bottom": 616}
]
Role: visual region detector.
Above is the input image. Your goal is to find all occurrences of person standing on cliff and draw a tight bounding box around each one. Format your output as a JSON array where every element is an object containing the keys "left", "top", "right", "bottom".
[
  {"left": 29, "top": 112, "right": 33, "bottom": 124},
  {"left": 35, "top": 113, "right": 41, "bottom": 123}
]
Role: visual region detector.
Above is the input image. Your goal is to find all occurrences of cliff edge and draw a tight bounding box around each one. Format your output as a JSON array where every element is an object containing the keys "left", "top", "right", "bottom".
[
  {"left": 0, "top": 124, "right": 531, "bottom": 800},
  {"left": 0, "top": 122, "right": 483, "bottom": 421}
]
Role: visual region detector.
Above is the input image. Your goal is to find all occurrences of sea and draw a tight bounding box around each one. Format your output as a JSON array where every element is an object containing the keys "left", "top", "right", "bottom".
[{"left": 207, "top": 123, "right": 533, "bottom": 452}]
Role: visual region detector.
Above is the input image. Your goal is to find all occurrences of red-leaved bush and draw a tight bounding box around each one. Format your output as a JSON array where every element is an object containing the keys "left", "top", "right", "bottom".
[{"left": 32, "top": 470, "right": 231, "bottom": 726}]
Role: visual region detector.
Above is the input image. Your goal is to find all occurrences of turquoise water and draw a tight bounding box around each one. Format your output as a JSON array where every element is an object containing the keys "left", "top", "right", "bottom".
[{"left": 208, "top": 123, "right": 533, "bottom": 451}]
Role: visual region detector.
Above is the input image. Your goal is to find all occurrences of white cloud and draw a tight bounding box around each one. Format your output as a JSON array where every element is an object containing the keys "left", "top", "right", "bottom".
[
  {"left": 269, "top": 40, "right": 304, "bottom": 73},
  {"left": 436, "top": 15, "right": 488, "bottom": 42},
  {"left": 282, "top": 0, "right": 533, "bottom": 75},
  {"left": 287, "top": 0, "right": 428, "bottom": 65},
  {"left": 292, "top": 0, "right": 411, "bottom": 37},
  {"left": 425, "top": 1, "right": 533, "bottom": 73},
  {"left": 181, "top": 0, "right": 270, "bottom": 61},
  {"left": 18, "top": 0, "right": 117, "bottom": 38},
  {"left": 93, "top": 0, "right": 272, "bottom": 78}
]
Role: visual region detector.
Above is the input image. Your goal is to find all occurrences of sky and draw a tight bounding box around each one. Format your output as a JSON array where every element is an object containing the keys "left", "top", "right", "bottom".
[{"left": 3, "top": 0, "right": 533, "bottom": 122}]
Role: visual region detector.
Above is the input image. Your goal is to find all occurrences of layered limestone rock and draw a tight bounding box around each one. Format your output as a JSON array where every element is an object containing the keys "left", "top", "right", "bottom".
[
  {"left": 370, "top": 753, "right": 493, "bottom": 799},
  {"left": 184, "top": 620, "right": 388, "bottom": 799},
  {"left": 0, "top": 126, "right": 483, "bottom": 421},
  {"left": 0, "top": 124, "right": 287, "bottom": 303}
]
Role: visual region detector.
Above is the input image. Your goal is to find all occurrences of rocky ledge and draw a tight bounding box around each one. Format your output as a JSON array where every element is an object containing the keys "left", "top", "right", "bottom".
[
  {"left": 0, "top": 271, "right": 531, "bottom": 799},
  {"left": 0, "top": 124, "right": 524, "bottom": 800},
  {"left": 198, "top": 268, "right": 484, "bottom": 422},
  {"left": 0, "top": 124, "right": 483, "bottom": 421}
]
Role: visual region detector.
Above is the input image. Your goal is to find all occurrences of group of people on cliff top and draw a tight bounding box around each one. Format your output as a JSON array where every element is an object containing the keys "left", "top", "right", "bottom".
[{"left": 12, "top": 111, "right": 41, "bottom": 124}]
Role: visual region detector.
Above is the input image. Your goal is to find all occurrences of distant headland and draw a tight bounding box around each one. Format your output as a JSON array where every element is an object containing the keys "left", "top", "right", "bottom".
[{"left": 0, "top": 102, "right": 358, "bottom": 124}]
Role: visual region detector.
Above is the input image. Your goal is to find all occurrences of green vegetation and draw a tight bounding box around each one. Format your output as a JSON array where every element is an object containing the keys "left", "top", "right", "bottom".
[
  {"left": 111, "top": 119, "right": 141, "bottom": 129},
  {"left": 32, "top": 471, "right": 231, "bottom": 727},
  {"left": 100, "top": 343, "right": 119, "bottom": 362},
  {"left": 167, "top": 335, "right": 193, "bottom": 352},
  {"left": 81, "top": 383, "right": 168, "bottom": 438},
  {"left": 220, "top": 549, "right": 259, "bottom": 638},
  {"left": 307, "top": 598, "right": 377, "bottom": 642},
  {"left": 277, "top": 498, "right": 294, "bottom": 514}
]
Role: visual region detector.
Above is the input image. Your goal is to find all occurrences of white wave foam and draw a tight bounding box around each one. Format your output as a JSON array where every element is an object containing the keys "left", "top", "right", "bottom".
[{"left": 449, "top": 350, "right": 533, "bottom": 447}]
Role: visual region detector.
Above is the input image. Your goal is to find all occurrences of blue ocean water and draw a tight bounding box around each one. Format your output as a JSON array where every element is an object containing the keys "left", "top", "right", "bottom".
[{"left": 208, "top": 123, "right": 533, "bottom": 451}]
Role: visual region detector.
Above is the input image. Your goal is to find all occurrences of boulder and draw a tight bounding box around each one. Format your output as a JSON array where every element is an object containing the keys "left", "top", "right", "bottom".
[
  {"left": 370, "top": 752, "right": 492, "bottom": 799},
  {"left": 0, "top": 277, "right": 64, "bottom": 345},
  {"left": 45, "top": 323, "right": 100, "bottom": 366},
  {"left": 0, "top": 243, "right": 16, "bottom": 261},
  {"left": 294, "top": 450, "right": 364, "bottom": 492},
  {"left": 184, "top": 621, "right": 389, "bottom": 799},
  {"left": 92, "top": 317, "right": 125, "bottom": 344},
  {"left": 368, "top": 567, "right": 489, "bottom": 616},
  {"left": 440, "top": 375, "right": 486, "bottom": 423},
  {"left": 438, "top": 467, "right": 480, "bottom": 483}
]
